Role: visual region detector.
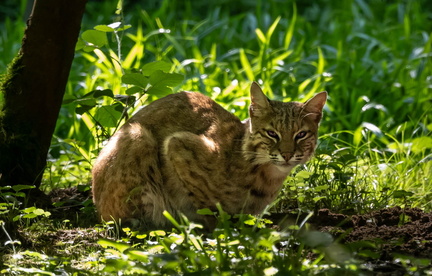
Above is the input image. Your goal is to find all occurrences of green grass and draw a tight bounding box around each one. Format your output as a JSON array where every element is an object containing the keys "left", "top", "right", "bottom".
[{"left": 1, "top": 0, "right": 432, "bottom": 274}]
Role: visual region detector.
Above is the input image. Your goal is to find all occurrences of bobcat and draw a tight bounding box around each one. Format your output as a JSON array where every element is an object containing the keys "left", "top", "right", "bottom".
[{"left": 92, "top": 82, "right": 327, "bottom": 229}]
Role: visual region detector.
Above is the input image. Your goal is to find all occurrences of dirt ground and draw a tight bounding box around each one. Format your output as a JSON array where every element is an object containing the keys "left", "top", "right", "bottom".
[
  {"left": 312, "top": 207, "right": 432, "bottom": 259},
  {"left": 45, "top": 188, "right": 432, "bottom": 274}
]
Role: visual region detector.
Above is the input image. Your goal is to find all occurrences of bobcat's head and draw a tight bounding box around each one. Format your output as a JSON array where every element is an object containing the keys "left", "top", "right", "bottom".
[{"left": 243, "top": 82, "right": 327, "bottom": 173}]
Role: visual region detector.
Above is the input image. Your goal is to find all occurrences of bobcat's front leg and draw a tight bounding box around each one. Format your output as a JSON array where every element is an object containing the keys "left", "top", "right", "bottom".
[{"left": 163, "top": 132, "right": 221, "bottom": 227}]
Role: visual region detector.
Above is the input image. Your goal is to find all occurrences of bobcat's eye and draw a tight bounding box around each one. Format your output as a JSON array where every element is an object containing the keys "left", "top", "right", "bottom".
[
  {"left": 295, "top": 131, "right": 307, "bottom": 139},
  {"left": 267, "top": 130, "right": 279, "bottom": 140}
]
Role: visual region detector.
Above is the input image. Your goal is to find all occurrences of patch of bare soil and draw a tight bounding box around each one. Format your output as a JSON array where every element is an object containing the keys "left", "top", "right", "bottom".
[
  {"left": 48, "top": 186, "right": 97, "bottom": 227},
  {"left": 17, "top": 187, "right": 102, "bottom": 256},
  {"left": 313, "top": 207, "right": 432, "bottom": 258},
  {"left": 311, "top": 207, "right": 432, "bottom": 274}
]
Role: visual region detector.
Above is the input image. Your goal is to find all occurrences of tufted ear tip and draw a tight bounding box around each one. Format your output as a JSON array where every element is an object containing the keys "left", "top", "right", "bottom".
[
  {"left": 249, "top": 82, "right": 270, "bottom": 118},
  {"left": 305, "top": 91, "right": 327, "bottom": 112},
  {"left": 250, "top": 82, "right": 263, "bottom": 95}
]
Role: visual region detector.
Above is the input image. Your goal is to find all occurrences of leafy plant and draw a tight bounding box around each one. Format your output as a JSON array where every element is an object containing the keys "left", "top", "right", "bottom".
[{"left": 81, "top": 208, "right": 357, "bottom": 275}]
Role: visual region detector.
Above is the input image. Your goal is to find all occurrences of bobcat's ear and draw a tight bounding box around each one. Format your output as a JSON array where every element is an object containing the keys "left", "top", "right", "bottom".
[
  {"left": 249, "top": 82, "right": 270, "bottom": 118},
  {"left": 304, "top": 91, "right": 327, "bottom": 122}
]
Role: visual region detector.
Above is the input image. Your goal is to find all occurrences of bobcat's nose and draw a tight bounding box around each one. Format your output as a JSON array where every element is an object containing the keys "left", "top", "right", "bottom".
[{"left": 281, "top": 152, "right": 294, "bottom": 162}]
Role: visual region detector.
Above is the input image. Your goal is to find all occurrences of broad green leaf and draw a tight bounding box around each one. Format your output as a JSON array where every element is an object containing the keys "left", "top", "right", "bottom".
[
  {"left": 295, "top": 171, "right": 312, "bottom": 179},
  {"left": 74, "top": 98, "right": 97, "bottom": 107},
  {"left": 136, "top": 234, "right": 147, "bottom": 239},
  {"left": 112, "top": 103, "right": 124, "bottom": 117},
  {"left": 93, "top": 89, "right": 114, "bottom": 98},
  {"left": 75, "top": 38, "right": 85, "bottom": 51},
  {"left": 145, "top": 71, "right": 183, "bottom": 96},
  {"left": 81, "top": 90, "right": 97, "bottom": 98},
  {"left": 148, "top": 70, "right": 184, "bottom": 87},
  {"left": 94, "top": 24, "right": 115, "bottom": 32},
  {"left": 149, "top": 230, "right": 167, "bottom": 237},
  {"left": 94, "top": 105, "right": 122, "bottom": 128},
  {"left": 314, "top": 185, "right": 329, "bottom": 192},
  {"left": 127, "top": 250, "right": 149, "bottom": 262},
  {"left": 393, "top": 190, "right": 414, "bottom": 198},
  {"left": 62, "top": 97, "right": 76, "bottom": 104},
  {"left": 313, "top": 196, "right": 326, "bottom": 202},
  {"left": 82, "top": 45, "right": 97, "bottom": 52},
  {"left": 244, "top": 218, "right": 256, "bottom": 225},
  {"left": 32, "top": 208, "right": 50, "bottom": 216},
  {"left": 20, "top": 207, "right": 50, "bottom": 218},
  {"left": 12, "top": 185, "right": 35, "bottom": 192},
  {"left": 196, "top": 208, "right": 215, "bottom": 215},
  {"left": 146, "top": 86, "right": 172, "bottom": 97},
  {"left": 98, "top": 239, "right": 130, "bottom": 253},
  {"left": 76, "top": 105, "right": 94, "bottom": 115},
  {"left": 81, "top": 30, "right": 107, "bottom": 48},
  {"left": 142, "top": 61, "right": 172, "bottom": 76},
  {"left": 14, "top": 192, "right": 26, "bottom": 198},
  {"left": 23, "top": 213, "right": 38, "bottom": 219},
  {"left": 115, "top": 0, "right": 122, "bottom": 14},
  {"left": 298, "top": 195, "right": 305, "bottom": 203},
  {"left": 94, "top": 23, "right": 132, "bottom": 32},
  {"left": 122, "top": 73, "right": 148, "bottom": 88},
  {"left": 23, "top": 207, "right": 36, "bottom": 213},
  {"left": 411, "top": 136, "right": 432, "bottom": 153},
  {"left": 125, "top": 86, "right": 143, "bottom": 95}
]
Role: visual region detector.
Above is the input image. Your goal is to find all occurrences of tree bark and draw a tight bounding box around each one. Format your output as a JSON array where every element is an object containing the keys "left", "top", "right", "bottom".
[{"left": 0, "top": 0, "right": 87, "bottom": 199}]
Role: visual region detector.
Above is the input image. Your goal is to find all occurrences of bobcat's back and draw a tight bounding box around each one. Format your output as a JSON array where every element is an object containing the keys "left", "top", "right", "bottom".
[{"left": 92, "top": 92, "right": 245, "bottom": 228}]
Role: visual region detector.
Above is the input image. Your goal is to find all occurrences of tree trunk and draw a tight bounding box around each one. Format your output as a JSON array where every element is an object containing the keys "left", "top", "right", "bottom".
[{"left": 0, "top": 0, "right": 87, "bottom": 202}]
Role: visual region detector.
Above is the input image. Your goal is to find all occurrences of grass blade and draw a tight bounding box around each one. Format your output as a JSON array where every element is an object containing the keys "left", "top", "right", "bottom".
[{"left": 284, "top": 3, "right": 297, "bottom": 49}]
